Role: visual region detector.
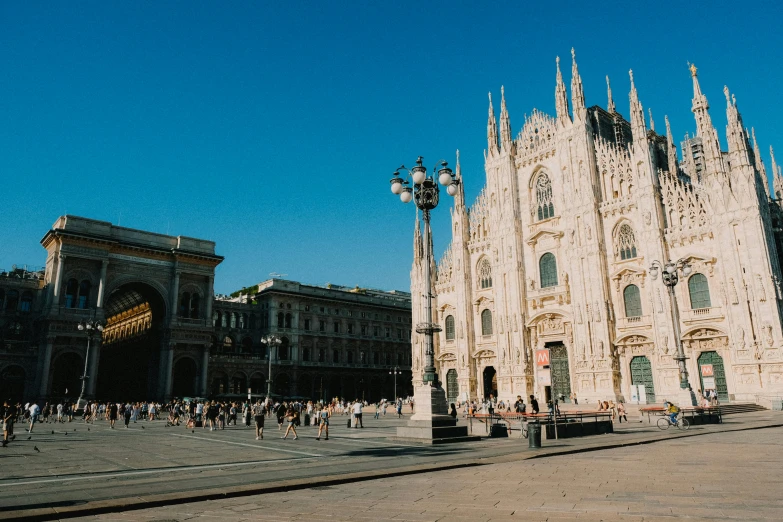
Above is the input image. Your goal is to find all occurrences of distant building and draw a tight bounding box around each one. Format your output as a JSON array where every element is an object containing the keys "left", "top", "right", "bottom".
[{"left": 0, "top": 216, "right": 412, "bottom": 402}]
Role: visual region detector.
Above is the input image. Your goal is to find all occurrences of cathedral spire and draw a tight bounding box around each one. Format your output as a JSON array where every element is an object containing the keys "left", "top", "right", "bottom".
[
  {"left": 751, "top": 128, "right": 770, "bottom": 196},
  {"left": 628, "top": 69, "right": 647, "bottom": 144},
  {"left": 772, "top": 146, "right": 783, "bottom": 199},
  {"left": 487, "top": 92, "right": 499, "bottom": 154},
  {"left": 724, "top": 85, "right": 751, "bottom": 168},
  {"left": 454, "top": 149, "right": 466, "bottom": 210},
  {"left": 499, "top": 86, "right": 513, "bottom": 151},
  {"left": 413, "top": 211, "right": 423, "bottom": 265},
  {"left": 570, "top": 48, "right": 586, "bottom": 120},
  {"left": 606, "top": 76, "right": 616, "bottom": 113},
  {"left": 689, "top": 63, "right": 722, "bottom": 166},
  {"left": 555, "top": 56, "right": 570, "bottom": 124},
  {"left": 665, "top": 115, "right": 678, "bottom": 172},
  {"left": 648, "top": 108, "right": 655, "bottom": 132}
]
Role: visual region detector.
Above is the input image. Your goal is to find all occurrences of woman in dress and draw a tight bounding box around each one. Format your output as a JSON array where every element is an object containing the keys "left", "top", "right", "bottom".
[{"left": 282, "top": 407, "right": 298, "bottom": 440}]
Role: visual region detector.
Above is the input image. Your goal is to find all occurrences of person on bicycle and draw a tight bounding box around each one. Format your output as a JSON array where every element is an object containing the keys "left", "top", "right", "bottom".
[{"left": 663, "top": 400, "right": 680, "bottom": 425}]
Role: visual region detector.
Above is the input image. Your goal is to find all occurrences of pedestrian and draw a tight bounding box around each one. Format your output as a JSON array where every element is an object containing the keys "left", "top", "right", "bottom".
[
  {"left": 617, "top": 402, "right": 628, "bottom": 423},
  {"left": 529, "top": 395, "right": 540, "bottom": 414},
  {"left": 2, "top": 400, "right": 13, "bottom": 446},
  {"left": 316, "top": 404, "right": 330, "bottom": 440},
  {"left": 253, "top": 400, "right": 265, "bottom": 440},
  {"left": 282, "top": 407, "right": 298, "bottom": 440},
  {"left": 449, "top": 403, "right": 458, "bottom": 419},
  {"left": 396, "top": 398, "right": 403, "bottom": 418},
  {"left": 109, "top": 402, "right": 118, "bottom": 429},
  {"left": 276, "top": 402, "right": 286, "bottom": 430},
  {"left": 352, "top": 399, "right": 363, "bottom": 428},
  {"left": 243, "top": 402, "right": 252, "bottom": 427},
  {"left": 27, "top": 402, "right": 40, "bottom": 433},
  {"left": 123, "top": 403, "right": 132, "bottom": 428}
]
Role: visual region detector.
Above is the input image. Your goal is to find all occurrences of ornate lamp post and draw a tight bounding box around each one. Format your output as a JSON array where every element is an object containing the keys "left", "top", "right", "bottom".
[
  {"left": 390, "top": 156, "right": 460, "bottom": 385},
  {"left": 76, "top": 318, "right": 104, "bottom": 409},
  {"left": 650, "top": 258, "right": 695, "bottom": 404},
  {"left": 261, "top": 334, "right": 281, "bottom": 400},
  {"left": 389, "top": 366, "right": 402, "bottom": 401}
]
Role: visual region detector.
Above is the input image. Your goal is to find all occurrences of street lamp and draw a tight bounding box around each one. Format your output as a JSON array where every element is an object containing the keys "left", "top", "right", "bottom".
[
  {"left": 650, "top": 258, "right": 694, "bottom": 400},
  {"left": 390, "top": 156, "right": 460, "bottom": 385},
  {"left": 261, "top": 334, "right": 282, "bottom": 400},
  {"left": 76, "top": 318, "right": 104, "bottom": 409},
  {"left": 389, "top": 366, "right": 402, "bottom": 401}
]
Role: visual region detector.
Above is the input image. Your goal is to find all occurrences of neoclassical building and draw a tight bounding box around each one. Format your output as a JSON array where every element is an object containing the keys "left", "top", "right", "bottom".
[{"left": 414, "top": 51, "right": 783, "bottom": 406}]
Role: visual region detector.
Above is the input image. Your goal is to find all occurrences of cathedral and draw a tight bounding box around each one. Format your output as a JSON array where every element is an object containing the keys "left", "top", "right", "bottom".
[{"left": 411, "top": 50, "right": 783, "bottom": 407}]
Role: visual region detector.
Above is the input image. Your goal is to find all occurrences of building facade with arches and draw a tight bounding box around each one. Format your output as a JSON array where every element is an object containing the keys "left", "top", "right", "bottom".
[{"left": 418, "top": 53, "right": 783, "bottom": 406}]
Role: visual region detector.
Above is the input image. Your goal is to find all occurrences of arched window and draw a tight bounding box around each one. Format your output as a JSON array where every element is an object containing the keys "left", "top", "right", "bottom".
[
  {"left": 445, "top": 315, "right": 455, "bottom": 340},
  {"left": 285, "top": 313, "right": 292, "bottom": 329},
  {"left": 214, "top": 311, "right": 221, "bottom": 328},
  {"left": 688, "top": 273, "right": 712, "bottom": 309},
  {"left": 190, "top": 294, "right": 200, "bottom": 319},
  {"left": 333, "top": 349, "right": 340, "bottom": 363},
  {"left": 277, "top": 312, "right": 284, "bottom": 328},
  {"left": 478, "top": 258, "right": 492, "bottom": 289},
  {"left": 623, "top": 284, "right": 642, "bottom": 318},
  {"left": 222, "top": 335, "right": 234, "bottom": 353},
  {"left": 239, "top": 313, "right": 246, "bottom": 329},
  {"left": 535, "top": 172, "right": 555, "bottom": 221},
  {"left": 539, "top": 253, "right": 558, "bottom": 288},
  {"left": 617, "top": 223, "right": 638, "bottom": 260},
  {"left": 19, "top": 291, "right": 33, "bottom": 313},
  {"left": 78, "top": 280, "right": 91, "bottom": 309},
  {"left": 347, "top": 351, "right": 354, "bottom": 364},
  {"left": 229, "top": 312, "right": 237, "bottom": 328},
  {"left": 65, "top": 279, "right": 78, "bottom": 308},
  {"left": 221, "top": 312, "right": 228, "bottom": 328},
  {"left": 179, "top": 292, "right": 190, "bottom": 318},
  {"left": 481, "top": 309, "right": 493, "bottom": 336}
]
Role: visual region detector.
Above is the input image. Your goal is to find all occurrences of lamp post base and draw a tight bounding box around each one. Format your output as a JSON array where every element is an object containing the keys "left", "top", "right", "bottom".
[
  {"left": 675, "top": 388, "right": 697, "bottom": 407},
  {"left": 395, "top": 384, "right": 479, "bottom": 444}
]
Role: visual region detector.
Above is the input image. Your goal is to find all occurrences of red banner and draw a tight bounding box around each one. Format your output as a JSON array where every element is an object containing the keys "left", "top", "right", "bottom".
[{"left": 536, "top": 349, "right": 550, "bottom": 367}]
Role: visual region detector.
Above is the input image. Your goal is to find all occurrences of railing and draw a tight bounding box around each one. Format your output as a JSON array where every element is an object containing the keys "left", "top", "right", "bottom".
[
  {"left": 681, "top": 307, "right": 724, "bottom": 322},
  {"left": 639, "top": 405, "right": 723, "bottom": 423},
  {"left": 467, "top": 411, "right": 614, "bottom": 437},
  {"left": 616, "top": 315, "right": 652, "bottom": 329}
]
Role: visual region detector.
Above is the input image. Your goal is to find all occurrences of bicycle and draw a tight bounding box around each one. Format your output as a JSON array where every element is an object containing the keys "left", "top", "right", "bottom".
[{"left": 657, "top": 413, "right": 689, "bottom": 430}]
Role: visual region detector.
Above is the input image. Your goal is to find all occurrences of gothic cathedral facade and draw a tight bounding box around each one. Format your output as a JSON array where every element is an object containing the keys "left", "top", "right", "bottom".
[{"left": 412, "top": 50, "right": 783, "bottom": 407}]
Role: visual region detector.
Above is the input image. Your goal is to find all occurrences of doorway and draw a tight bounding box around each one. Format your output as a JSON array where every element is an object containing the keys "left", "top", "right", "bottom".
[{"left": 482, "top": 366, "right": 497, "bottom": 399}]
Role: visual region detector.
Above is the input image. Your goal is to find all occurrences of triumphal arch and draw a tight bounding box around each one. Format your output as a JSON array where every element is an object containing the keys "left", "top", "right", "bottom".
[{"left": 37, "top": 216, "right": 222, "bottom": 400}]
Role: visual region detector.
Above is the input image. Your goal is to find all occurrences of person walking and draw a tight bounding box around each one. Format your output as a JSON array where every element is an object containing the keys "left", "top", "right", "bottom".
[
  {"left": 529, "top": 395, "right": 540, "bottom": 414},
  {"left": 253, "top": 400, "right": 265, "bottom": 440},
  {"left": 109, "top": 402, "right": 118, "bottom": 429},
  {"left": 316, "top": 404, "right": 330, "bottom": 440},
  {"left": 282, "top": 407, "right": 298, "bottom": 440},
  {"left": 396, "top": 398, "right": 403, "bottom": 418},
  {"left": 617, "top": 402, "right": 628, "bottom": 423},
  {"left": 123, "top": 402, "right": 132, "bottom": 428},
  {"left": 27, "top": 402, "right": 40, "bottom": 433},
  {"left": 374, "top": 403, "right": 380, "bottom": 420},
  {"left": 352, "top": 400, "right": 363, "bottom": 428}
]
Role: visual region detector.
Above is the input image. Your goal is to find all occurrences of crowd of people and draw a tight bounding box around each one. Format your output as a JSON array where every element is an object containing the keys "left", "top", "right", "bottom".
[{"left": 2, "top": 395, "right": 415, "bottom": 447}]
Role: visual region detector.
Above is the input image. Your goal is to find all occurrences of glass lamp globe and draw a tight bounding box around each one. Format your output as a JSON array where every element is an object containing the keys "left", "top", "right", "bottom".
[
  {"left": 78, "top": 323, "right": 85, "bottom": 331},
  {"left": 438, "top": 169, "right": 453, "bottom": 186},
  {"left": 649, "top": 267, "right": 658, "bottom": 280},
  {"left": 411, "top": 167, "right": 427, "bottom": 185},
  {"left": 391, "top": 181, "right": 403, "bottom": 194},
  {"left": 682, "top": 265, "right": 692, "bottom": 276},
  {"left": 447, "top": 183, "right": 458, "bottom": 196},
  {"left": 97, "top": 324, "right": 104, "bottom": 331},
  {"left": 400, "top": 189, "right": 413, "bottom": 203}
]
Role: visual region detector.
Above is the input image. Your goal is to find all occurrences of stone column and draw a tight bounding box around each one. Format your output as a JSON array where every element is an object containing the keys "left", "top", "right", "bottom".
[
  {"left": 163, "top": 344, "right": 175, "bottom": 400},
  {"left": 96, "top": 259, "right": 109, "bottom": 309},
  {"left": 204, "top": 275, "right": 214, "bottom": 325},
  {"left": 53, "top": 253, "right": 66, "bottom": 299},
  {"left": 200, "top": 343, "right": 210, "bottom": 396},
  {"left": 170, "top": 269, "right": 181, "bottom": 324},
  {"left": 86, "top": 337, "right": 101, "bottom": 398},
  {"left": 38, "top": 337, "right": 55, "bottom": 397}
]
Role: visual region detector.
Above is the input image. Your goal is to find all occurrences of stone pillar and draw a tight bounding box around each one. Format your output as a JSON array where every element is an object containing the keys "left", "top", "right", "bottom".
[
  {"left": 38, "top": 337, "right": 55, "bottom": 397},
  {"left": 86, "top": 337, "right": 101, "bottom": 398},
  {"left": 170, "top": 269, "right": 181, "bottom": 324},
  {"left": 200, "top": 343, "right": 210, "bottom": 396},
  {"left": 204, "top": 275, "right": 214, "bottom": 325},
  {"left": 96, "top": 259, "right": 109, "bottom": 308},
  {"left": 163, "top": 344, "right": 175, "bottom": 400},
  {"left": 53, "top": 253, "right": 66, "bottom": 299}
]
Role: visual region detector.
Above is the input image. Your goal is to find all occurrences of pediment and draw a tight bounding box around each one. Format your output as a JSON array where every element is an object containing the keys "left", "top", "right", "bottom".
[
  {"left": 473, "top": 295, "right": 493, "bottom": 307},
  {"left": 615, "top": 334, "right": 652, "bottom": 345},
  {"left": 436, "top": 352, "right": 457, "bottom": 362},
  {"left": 681, "top": 254, "right": 717, "bottom": 266},
  {"left": 610, "top": 266, "right": 647, "bottom": 290},
  {"left": 472, "top": 349, "right": 496, "bottom": 359},
  {"left": 526, "top": 228, "right": 564, "bottom": 247}
]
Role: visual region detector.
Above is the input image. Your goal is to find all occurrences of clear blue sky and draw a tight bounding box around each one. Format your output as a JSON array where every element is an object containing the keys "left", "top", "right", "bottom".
[{"left": 2, "top": 2, "right": 781, "bottom": 294}]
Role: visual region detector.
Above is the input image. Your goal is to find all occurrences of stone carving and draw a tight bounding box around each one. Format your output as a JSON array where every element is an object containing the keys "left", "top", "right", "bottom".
[
  {"left": 593, "top": 301, "right": 601, "bottom": 322},
  {"left": 598, "top": 340, "right": 605, "bottom": 359},
  {"left": 515, "top": 348, "right": 521, "bottom": 364},
  {"left": 656, "top": 288, "right": 664, "bottom": 314},
  {"left": 756, "top": 274, "right": 767, "bottom": 302},
  {"left": 773, "top": 275, "right": 782, "bottom": 300},
  {"left": 729, "top": 279, "right": 739, "bottom": 305},
  {"left": 763, "top": 324, "right": 774, "bottom": 347},
  {"left": 736, "top": 326, "right": 746, "bottom": 350},
  {"left": 568, "top": 229, "right": 575, "bottom": 244},
  {"left": 644, "top": 211, "right": 651, "bottom": 225}
]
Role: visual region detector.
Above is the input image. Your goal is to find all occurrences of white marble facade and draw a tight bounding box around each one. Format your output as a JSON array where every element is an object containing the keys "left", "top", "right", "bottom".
[{"left": 411, "top": 51, "right": 783, "bottom": 407}]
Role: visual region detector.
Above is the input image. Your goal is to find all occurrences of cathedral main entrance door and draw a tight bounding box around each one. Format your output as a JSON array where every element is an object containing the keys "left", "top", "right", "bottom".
[
  {"left": 446, "top": 369, "right": 459, "bottom": 404},
  {"left": 482, "top": 366, "right": 497, "bottom": 399},
  {"left": 698, "top": 351, "right": 728, "bottom": 401},
  {"left": 549, "top": 342, "right": 571, "bottom": 403},
  {"left": 630, "top": 356, "right": 656, "bottom": 403}
]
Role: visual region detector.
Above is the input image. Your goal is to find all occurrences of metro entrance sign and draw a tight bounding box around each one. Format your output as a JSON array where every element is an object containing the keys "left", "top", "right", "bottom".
[
  {"left": 536, "top": 349, "right": 551, "bottom": 367},
  {"left": 701, "top": 365, "right": 714, "bottom": 377}
]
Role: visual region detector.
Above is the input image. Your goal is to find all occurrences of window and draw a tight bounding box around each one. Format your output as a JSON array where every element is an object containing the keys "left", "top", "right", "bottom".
[
  {"left": 284, "top": 313, "right": 292, "bottom": 328},
  {"left": 535, "top": 172, "right": 555, "bottom": 220},
  {"left": 361, "top": 312, "right": 366, "bottom": 318},
  {"left": 278, "top": 343, "right": 289, "bottom": 360},
  {"left": 179, "top": 292, "right": 190, "bottom": 318},
  {"left": 347, "top": 324, "right": 354, "bottom": 334},
  {"left": 221, "top": 312, "right": 228, "bottom": 328},
  {"left": 277, "top": 312, "right": 284, "bottom": 328},
  {"left": 19, "top": 292, "right": 33, "bottom": 313},
  {"left": 539, "top": 253, "right": 558, "bottom": 288},
  {"left": 445, "top": 315, "right": 455, "bottom": 340},
  {"left": 397, "top": 316, "right": 402, "bottom": 323},
  {"left": 319, "top": 320, "right": 326, "bottom": 332},
  {"left": 373, "top": 352, "right": 379, "bottom": 364},
  {"left": 77, "top": 280, "right": 91, "bottom": 309},
  {"left": 239, "top": 313, "right": 247, "bottom": 329},
  {"left": 623, "top": 285, "right": 643, "bottom": 318},
  {"left": 333, "top": 350, "right": 340, "bottom": 363},
  {"left": 304, "top": 319, "right": 311, "bottom": 330},
  {"left": 385, "top": 327, "right": 390, "bottom": 338},
  {"left": 617, "top": 223, "right": 638, "bottom": 260},
  {"left": 303, "top": 348, "right": 310, "bottom": 362},
  {"left": 333, "top": 322, "right": 340, "bottom": 333},
  {"left": 385, "top": 315, "right": 390, "bottom": 321},
  {"left": 385, "top": 353, "right": 391, "bottom": 365},
  {"left": 397, "top": 328, "right": 403, "bottom": 339},
  {"left": 347, "top": 351, "right": 354, "bottom": 364},
  {"left": 5, "top": 290, "right": 19, "bottom": 312},
  {"left": 361, "top": 324, "right": 367, "bottom": 335},
  {"left": 65, "top": 279, "right": 78, "bottom": 308},
  {"left": 190, "top": 295, "right": 200, "bottom": 319},
  {"left": 305, "top": 304, "right": 310, "bottom": 311},
  {"left": 348, "top": 310, "right": 353, "bottom": 317},
  {"left": 373, "top": 326, "right": 380, "bottom": 337},
  {"left": 481, "top": 309, "right": 493, "bottom": 336},
  {"left": 320, "top": 307, "right": 325, "bottom": 313},
  {"left": 230, "top": 313, "right": 237, "bottom": 328},
  {"left": 334, "top": 309, "right": 340, "bottom": 315},
  {"left": 397, "top": 353, "right": 403, "bottom": 365},
  {"left": 222, "top": 335, "right": 234, "bottom": 353},
  {"left": 478, "top": 258, "right": 492, "bottom": 289},
  {"left": 688, "top": 273, "right": 712, "bottom": 309},
  {"left": 0, "top": 290, "right": 4, "bottom": 310},
  {"left": 318, "top": 349, "right": 325, "bottom": 362}
]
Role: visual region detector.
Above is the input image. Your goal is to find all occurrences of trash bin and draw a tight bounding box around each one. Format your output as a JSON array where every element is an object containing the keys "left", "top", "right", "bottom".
[
  {"left": 490, "top": 424, "right": 508, "bottom": 438},
  {"left": 528, "top": 422, "right": 542, "bottom": 449}
]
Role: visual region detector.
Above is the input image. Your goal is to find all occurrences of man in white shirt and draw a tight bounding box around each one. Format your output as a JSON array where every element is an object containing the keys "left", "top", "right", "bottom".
[
  {"left": 56, "top": 403, "right": 64, "bottom": 423},
  {"left": 28, "top": 403, "right": 40, "bottom": 432},
  {"left": 352, "top": 400, "right": 363, "bottom": 428}
]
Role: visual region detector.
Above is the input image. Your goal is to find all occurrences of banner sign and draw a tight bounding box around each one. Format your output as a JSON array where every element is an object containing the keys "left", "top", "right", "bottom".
[
  {"left": 536, "top": 349, "right": 550, "bottom": 367},
  {"left": 701, "top": 364, "right": 714, "bottom": 377}
]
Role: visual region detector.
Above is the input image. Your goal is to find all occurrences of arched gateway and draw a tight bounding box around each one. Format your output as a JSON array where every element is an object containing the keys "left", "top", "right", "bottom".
[{"left": 38, "top": 216, "right": 223, "bottom": 402}]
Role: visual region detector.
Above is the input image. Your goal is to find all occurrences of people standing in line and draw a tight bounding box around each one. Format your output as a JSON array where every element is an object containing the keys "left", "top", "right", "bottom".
[
  {"left": 529, "top": 395, "right": 540, "bottom": 414},
  {"left": 253, "top": 400, "right": 265, "bottom": 440},
  {"left": 352, "top": 400, "right": 363, "bottom": 428}
]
